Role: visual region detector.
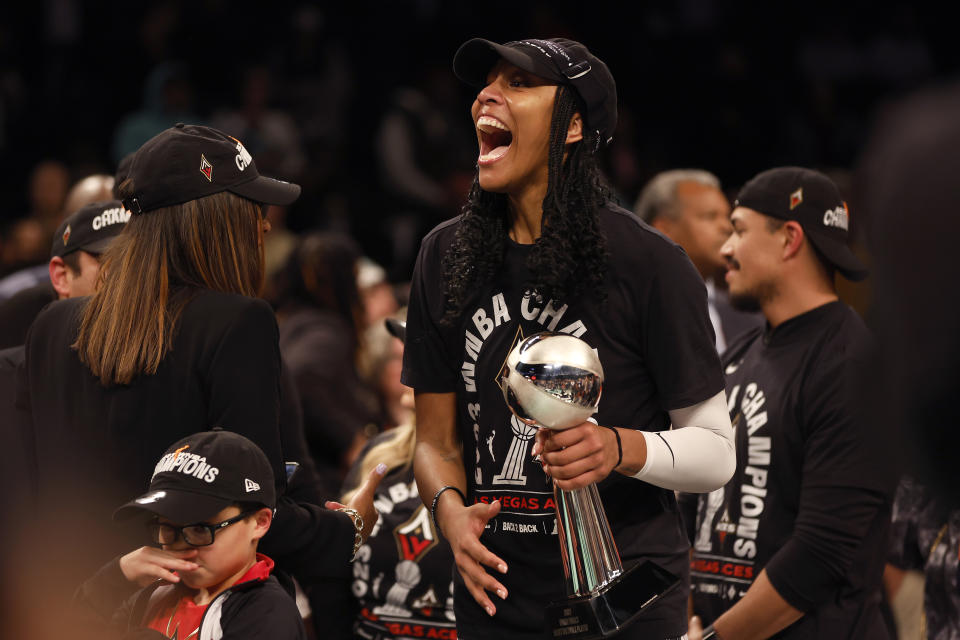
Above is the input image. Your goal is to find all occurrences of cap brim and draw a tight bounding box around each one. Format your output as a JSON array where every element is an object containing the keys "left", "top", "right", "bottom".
[
  {"left": 230, "top": 175, "right": 301, "bottom": 207},
  {"left": 806, "top": 232, "right": 869, "bottom": 281},
  {"left": 453, "top": 38, "right": 563, "bottom": 87},
  {"left": 114, "top": 489, "right": 233, "bottom": 524},
  {"left": 79, "top": 236, "right": 119, "bottom": 256}
]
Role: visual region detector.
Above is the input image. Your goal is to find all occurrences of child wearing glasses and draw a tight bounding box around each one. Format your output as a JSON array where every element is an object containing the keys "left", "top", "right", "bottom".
[{"left": 74, "top": 429, "right": 306, "bottom": 639}]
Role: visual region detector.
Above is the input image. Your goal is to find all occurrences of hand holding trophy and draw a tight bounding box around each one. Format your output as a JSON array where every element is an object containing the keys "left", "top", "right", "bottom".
[{"left": 502, "top": 332, "right": 680, "bottom": 639}]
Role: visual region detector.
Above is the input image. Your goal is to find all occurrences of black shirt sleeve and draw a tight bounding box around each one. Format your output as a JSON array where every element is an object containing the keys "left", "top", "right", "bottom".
[
  {"left": 202, "top": 298, "right": 357, "bottom": 582},
  {"left": 71, "top": 556, "right": 143, "bottom": 630},
  {"left": 401, "top": 228, "right": 458, "bottom": 393},
  {"left": 205, "top": 297, "right": 285, "bottom": 490},
  {"left": 643, "top": 242, "right": 725, "bottom": 409},
  {"left": 764, "top": 341, "right": 894, "bottom": 611},
  {"left": 278, "top": 359, "right": 325, "bottom": 506}
]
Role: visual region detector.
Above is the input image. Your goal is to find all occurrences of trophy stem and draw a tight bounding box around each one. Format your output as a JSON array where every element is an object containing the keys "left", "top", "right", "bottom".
[{"left": 554, "top": 483, "right": 624, "bottom": 597}]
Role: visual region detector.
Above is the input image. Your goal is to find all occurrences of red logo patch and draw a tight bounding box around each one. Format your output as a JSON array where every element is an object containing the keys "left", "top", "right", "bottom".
[
  {"left": 200, "top": 154, "right": 213, "bottom": 182},
  {"left": 62, "top": 224, "right": 71, "bottom": 246},
  {"left": 789, "top": 188, "right": 803, "bottom": 210},
  {"left": 393, "top": 505, "right": 438, "bottom": 563}
]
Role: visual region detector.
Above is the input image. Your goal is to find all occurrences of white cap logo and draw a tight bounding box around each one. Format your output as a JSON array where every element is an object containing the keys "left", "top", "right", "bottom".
[
  {"left": 233, "top": 139, "right": 253, "bottom": 171},
  {"left": 823, "top": 204, "right": 849, "bottom": 231},
  {"left": 245, "top": 478, "right": 260, "bottom": 493},
  {"left": 136, "top": 490, "right": 167, "bottom": 505}
]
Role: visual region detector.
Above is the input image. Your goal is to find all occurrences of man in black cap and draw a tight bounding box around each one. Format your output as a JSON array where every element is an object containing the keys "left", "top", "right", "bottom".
[
  {"left": 686, "top": 167, "right": 896, "bottom": 639},
  {"left": 405, "top": 37, "right": 733, "bottom": 640},
  {"left": 0, "top": 200, "right": 129, "bottom": 349}
]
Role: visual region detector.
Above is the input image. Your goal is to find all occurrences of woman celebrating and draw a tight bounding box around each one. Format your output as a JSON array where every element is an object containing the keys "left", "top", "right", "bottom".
[
  {"left": 403, "top": 39, "right": 735, "bottom": 639},
  {"left": 20, "top": 124, "right": 378, "bottom": 616}
]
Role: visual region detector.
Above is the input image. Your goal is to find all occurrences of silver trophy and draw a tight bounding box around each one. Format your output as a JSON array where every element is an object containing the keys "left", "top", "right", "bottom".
[{"left": 502, "top": 332, "right": 679, "bottom": 639}]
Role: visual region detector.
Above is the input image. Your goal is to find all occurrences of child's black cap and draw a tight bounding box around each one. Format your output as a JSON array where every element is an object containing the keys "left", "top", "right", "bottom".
[{"left": 115, "top": 429, "right": 276, "bottom": 524}]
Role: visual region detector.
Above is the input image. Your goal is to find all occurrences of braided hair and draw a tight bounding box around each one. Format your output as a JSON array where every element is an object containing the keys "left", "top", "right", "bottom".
[{"left": 440, "top": 86, "right": 610, "bottom": 325}]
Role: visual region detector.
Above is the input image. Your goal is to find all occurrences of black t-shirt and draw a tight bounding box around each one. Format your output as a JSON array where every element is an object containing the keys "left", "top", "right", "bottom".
[
  {"left": 689, "top": 301, "right": 895, "bottom": 639},
  {"left": 0, "top": 281, "right": 56, "bottom": 349},
  {"left": 402, "top": 203, "right": 724, "bottom": 639},
  {"left": 19, "top": 290, "right": 354, "bottom": 587},
  {"left": 353, "top": 432, "right": 458, "bottom": 640},
  {"left": 309, "top": 430, "right": 458, "bottom": 640}
]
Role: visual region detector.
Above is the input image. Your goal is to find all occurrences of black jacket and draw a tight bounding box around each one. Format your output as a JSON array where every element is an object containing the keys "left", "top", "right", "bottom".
[
  {"left": 74, "top": 556, "right": 306, "bottom": 640},
  {"left": 19, "top": 291, "right": 354, "bottom": 587}
]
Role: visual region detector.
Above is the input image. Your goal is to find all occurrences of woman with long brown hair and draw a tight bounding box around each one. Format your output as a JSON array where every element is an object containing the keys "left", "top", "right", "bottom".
[{"left": 19, "top": 125, "right": 381, "bottom": 622}]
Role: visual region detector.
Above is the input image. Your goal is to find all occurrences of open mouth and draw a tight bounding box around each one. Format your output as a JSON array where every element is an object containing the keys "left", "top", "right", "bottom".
[{"left": 477, "top": 115, "right": 513, "bottom": 165}]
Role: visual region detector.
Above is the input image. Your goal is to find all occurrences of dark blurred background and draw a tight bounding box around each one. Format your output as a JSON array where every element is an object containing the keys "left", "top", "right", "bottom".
[{"left": 0, "top": 0, "right": 955, "bottom": 286}]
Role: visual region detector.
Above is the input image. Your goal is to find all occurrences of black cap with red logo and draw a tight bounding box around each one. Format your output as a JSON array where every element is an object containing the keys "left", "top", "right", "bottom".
[
  {"left": 51, "top": 200, "right": 129, "bottom": 259},
  {"left": 119, "top": 123, "right": 300, "bottom": 214},
  {"left": 734, "top": 167, "right": 868, "bottom": 281}
]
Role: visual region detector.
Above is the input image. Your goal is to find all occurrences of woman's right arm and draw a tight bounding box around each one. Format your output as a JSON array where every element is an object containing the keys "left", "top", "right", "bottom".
[{"left": 414, "top": 391, "right": 508, "bottom": 617}]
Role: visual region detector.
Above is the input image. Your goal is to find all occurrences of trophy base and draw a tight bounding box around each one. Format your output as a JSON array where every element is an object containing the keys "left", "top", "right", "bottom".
[{"left": 544, "top": 560, "right": 681, "bottom": 639}]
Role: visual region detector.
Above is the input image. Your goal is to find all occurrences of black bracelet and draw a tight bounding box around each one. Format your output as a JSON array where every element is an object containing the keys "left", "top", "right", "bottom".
[
  {"left": 702, "top": 623, "right": 719, "bottom": 639},
  {"left": 430, "top": 485, "right": 466, "bottom": 533},
  {"left": 601, "top": 425, "right": 623, "bottom": 468}
]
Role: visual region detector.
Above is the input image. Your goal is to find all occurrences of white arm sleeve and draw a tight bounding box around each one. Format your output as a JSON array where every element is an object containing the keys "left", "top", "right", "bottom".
[{"left": 631, "top": 390, "right": 735, "bottom": 493}]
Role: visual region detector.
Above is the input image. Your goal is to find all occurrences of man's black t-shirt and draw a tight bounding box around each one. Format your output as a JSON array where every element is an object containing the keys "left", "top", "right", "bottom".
[
  {"left": 689, "top": 301, "right": 895, "bottom": 639},
  {"left": 402, "top": 203, "right": 725, "bottom": 639}
]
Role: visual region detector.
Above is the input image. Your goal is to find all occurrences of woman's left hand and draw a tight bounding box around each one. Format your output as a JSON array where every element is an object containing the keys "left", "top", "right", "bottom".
[{"left": 533, "top": 422, "right": 619, "bottom": 490}]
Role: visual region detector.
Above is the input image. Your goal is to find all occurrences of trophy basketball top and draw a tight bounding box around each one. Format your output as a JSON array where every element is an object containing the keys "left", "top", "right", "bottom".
[{"left": 502, "top": 332, "right": 604, "bottom": 430}]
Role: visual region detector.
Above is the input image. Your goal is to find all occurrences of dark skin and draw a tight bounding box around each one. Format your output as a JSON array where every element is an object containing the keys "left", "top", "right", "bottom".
[{"left": 413, "top": 60, "right": 633, "bottom": 617}]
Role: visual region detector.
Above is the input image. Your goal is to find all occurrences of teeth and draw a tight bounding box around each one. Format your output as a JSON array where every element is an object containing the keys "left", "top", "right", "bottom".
[
  {"left": 477, "top": 115, "right": 510, "bottom": 132},
  {"left": 479, "top": 146, "right": 509, "bottom": 164}
]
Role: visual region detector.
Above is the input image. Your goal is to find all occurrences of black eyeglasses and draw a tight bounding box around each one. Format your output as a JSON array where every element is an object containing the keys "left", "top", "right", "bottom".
[{"left": 148, "top": 511, "right": 253, "bottom": 547}]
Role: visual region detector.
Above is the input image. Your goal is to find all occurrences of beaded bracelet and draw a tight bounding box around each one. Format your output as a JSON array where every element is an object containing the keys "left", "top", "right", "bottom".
[
  {"left": 336, "top": 506, "right": 364, "bottom": 561},
  {"left": 600, "top": 425, "right": 623, "bottom": 468},
  {"left": 430, "top": 485, "right": 467, "bottom": 533}
]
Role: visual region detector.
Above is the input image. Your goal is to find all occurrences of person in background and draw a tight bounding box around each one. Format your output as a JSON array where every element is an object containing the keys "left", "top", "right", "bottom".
[
  {"left": 314, "top": 315, "right": 457, "bottom": 639},
  {"left": 686, "top": 167, "right": 895, "bottom": 640},
  {"left": 0, "top": 159, "right": 70, "bottom": 295},
  {"left": 357, "top": 255, "right": 400, "bottom": 331},
  {"left": 275, "top": 231, "right": 382, "bottom": 499},
  {"left": 634, "top": 169, "right": 762, "bottom": 352},
  {"left": 358, "top": 307, "right": 411, "bottom": 434},
  {"left": 62, "top": 174, "right": 116, "bottom": 219},
  {"left": 0, "top": 200, "right": 128, "bottom": 349}
]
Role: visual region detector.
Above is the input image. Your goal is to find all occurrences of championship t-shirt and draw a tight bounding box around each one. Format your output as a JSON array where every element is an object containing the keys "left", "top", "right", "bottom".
[
  {"left": 402, "top": 203, "right": 724, "bottom": 639},
  {"left": 348, "top": 433, "right": 458, "bottom": 639},
  {"left": 689, "top": 301, "right": 894, "bottom": 639}
]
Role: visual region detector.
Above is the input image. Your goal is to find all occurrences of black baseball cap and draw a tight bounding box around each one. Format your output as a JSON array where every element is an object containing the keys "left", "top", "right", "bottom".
[
  {"left": 453, "top": 38, "right": 618, "bottom": 147},
  {"left": 51, "top": 200, "right": 130, "bottom": 259},
  {"left": 120, "top": 123, "right": 301, "bottom": 214},
  {"left": 115, "top": 429, "right": 276, "bottom": 524},
  {"left": 734, "top": 167, "right": 868, "bottom": 281}
]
